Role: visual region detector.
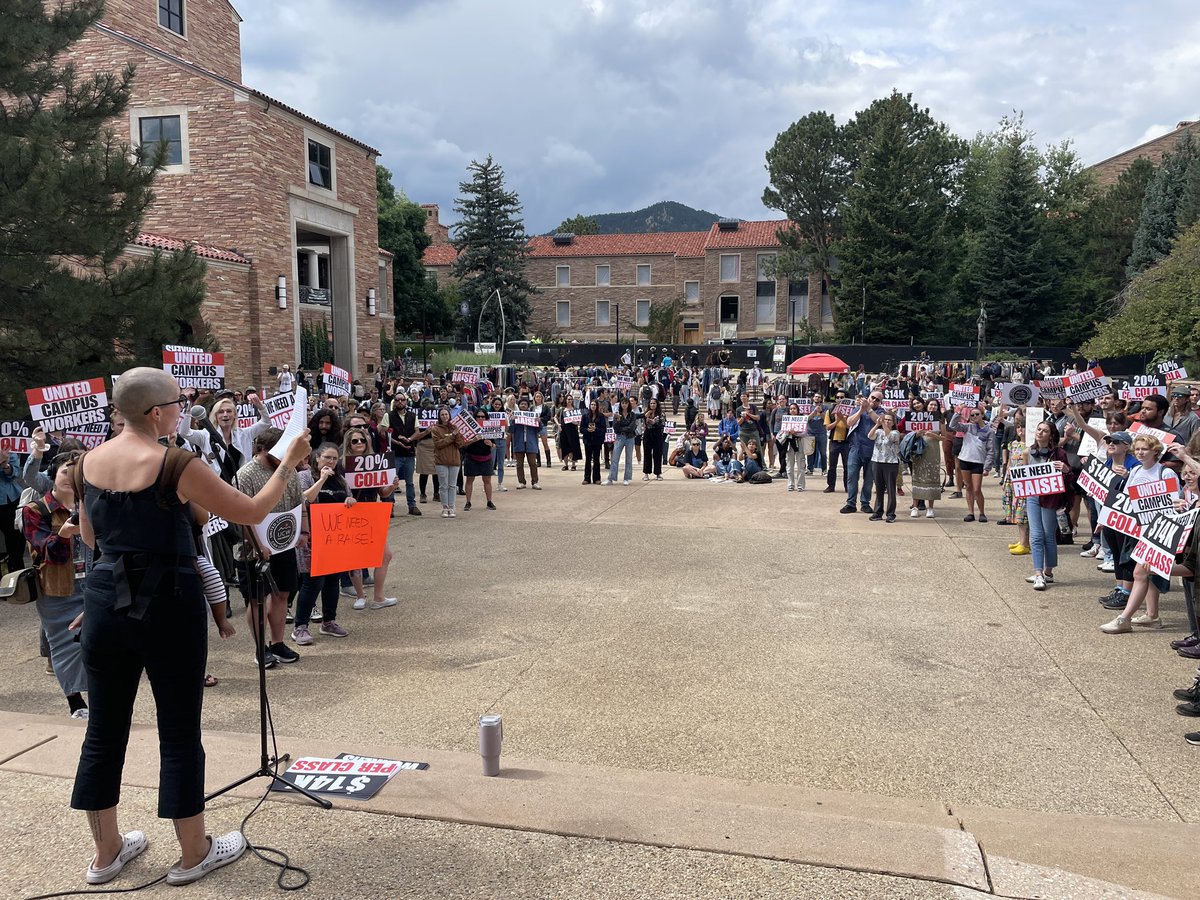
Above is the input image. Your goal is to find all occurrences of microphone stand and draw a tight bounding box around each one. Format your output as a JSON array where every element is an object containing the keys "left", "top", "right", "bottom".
[{"left": 205, "top": 514, "right": 330, "bottom": 809}]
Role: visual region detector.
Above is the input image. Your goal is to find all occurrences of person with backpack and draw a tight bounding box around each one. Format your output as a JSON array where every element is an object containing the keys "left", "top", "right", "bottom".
[{"left": 22, "top": 450, "right": 89, "bottom": 718}]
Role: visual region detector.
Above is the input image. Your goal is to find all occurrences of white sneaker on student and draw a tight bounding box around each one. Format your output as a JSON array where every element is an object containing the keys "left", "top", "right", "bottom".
[{"left": 353, "top": 596, "right": 367, "bottom": 610}]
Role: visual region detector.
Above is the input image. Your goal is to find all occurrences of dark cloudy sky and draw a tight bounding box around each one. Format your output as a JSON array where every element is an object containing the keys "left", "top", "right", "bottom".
[{"left": 238, "top": 0, "right": 1200, "bottom": 234}]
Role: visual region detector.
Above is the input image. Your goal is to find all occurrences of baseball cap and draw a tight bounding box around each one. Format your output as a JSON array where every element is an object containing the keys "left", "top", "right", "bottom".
[
  {"left": 1169, "top": 386, "right": 1190, "bottom": 398},
  {"left": 1104, "top": 431, "right": 1133, "bottom": 444}
]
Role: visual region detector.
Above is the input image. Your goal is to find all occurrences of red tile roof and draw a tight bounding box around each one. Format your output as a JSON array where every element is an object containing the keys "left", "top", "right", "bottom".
[
  {"left": 423, "top": 244, "right": 458, "bottom": 266},
  {"left": 704, "top": 220, "right": 792, "bottom": 248},
  {"left": 526, "top": 231, "right": 709, "bottom": 258},
  {"left": 135, "top": 232, "right": 250, "bottom": 264}
]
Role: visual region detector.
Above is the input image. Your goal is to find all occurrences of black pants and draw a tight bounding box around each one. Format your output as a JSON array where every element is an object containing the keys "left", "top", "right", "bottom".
[
  {"left": 827, "top": 440, "right": 850, "bottom": 490},
  {"left": 0, "top": 499, "right": 25, "bottom": 571},
  {"left": 872, "top": 461, "right": 898, "bottom": 519},
  {"left": 295, "top": 571, "right": 342, "bottom": 627},
  {"left": 643, "top": 437, "right": 663, "bottom": 475},
  {"left": 583, "top": 444, "right": 602, "bottom": 482},
  {"left": 72, "top": 563, "right": 207, "bottom": 819},
  {"left": 419, "top": 473, "right": 440, "bottom": 496}
]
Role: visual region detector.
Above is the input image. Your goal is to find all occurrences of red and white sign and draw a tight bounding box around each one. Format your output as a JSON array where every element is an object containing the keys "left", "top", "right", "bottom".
[
  {"left": 26, "top": 378, "right": 108, "bottom": 432},
  {"left": 264, "top": 391, "right": 294, "bottom": 429},
  {"left": 0, "top": 421, "right": 32, "bottom": 454},
  {"left": 451, "top": 365, "right": 480, "bottom": 385},
  {"left": 1099, "top": 489, "right": 1142, "bottom": 539},
  {"left": 1118, "top": 375, "right": 1164, "bottom": 402},
  {"left": 345, "top": 452, "right": 396, "bottom": 492},
  {"left": 1035, "top": 376, "right": 1066, "bottom": 402},
  {"left": 880, "top": 389, "right": 908, "bottom": 411},
  {"left": 322, "top": 363, "right": 351, "bottom": 397},
  {"left": 1157, "top": 361, "right": 1188, "bottom": 382},
  {"left": 451, "top": 412, "right": 481, "bottom": 442},
  {"left": 612, "top": 375, "right": 634, "bottom": 393},
  {"left": 906, "top": 412, "right": 939, "bottom": 433},
  {"left": 604, "top": 428, "right": 615, "bottom": 444},
  {"left": 1077, "top": 456, "right": 1118, "bottom": 504},
  {"left": 1127, "top": 474, "right": 1181, "bottom": 524},
  {"left": 512, "top": 410, "right": 540, "bottom": 428},
  {"left": 948, "top": 383, "right": 979, "bottom": 409},
  {"left": 780, "top": 415, "right": 808, "bottom": 435},
  {"left": 1132, "top": 508, "right": 1198, "bottom": 578},
  {"left": 163, "top": 345, "right": 225, "bottom": 390},
  {"left": 1065, "top": 367, "right": 1110, "bottom": 404},
  {"left": 481, "top": 412, "right": 507, "bottom": 439},
  {"left": 835, "top": 402, "right": 856, "bottom": 418},
  {"left": 236, "top": 403, "right": 258, "bottom": 431},
  {"left": 1129, "top": 421, "right": 1177, "bottom": 445},
  {"left": 1008, "top": 461, "right": 1065, "bottom": 499},
  {"left": 65, "top": 421, "right": 110, "bottom": 448},
  {"left": 562, "top": 409, "right": 582, "bottom": 425}
]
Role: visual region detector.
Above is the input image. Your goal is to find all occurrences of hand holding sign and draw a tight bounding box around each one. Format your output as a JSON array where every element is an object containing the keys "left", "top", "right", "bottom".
[{"left": 268, "top": 387, "right": 308, "bottom": 462}]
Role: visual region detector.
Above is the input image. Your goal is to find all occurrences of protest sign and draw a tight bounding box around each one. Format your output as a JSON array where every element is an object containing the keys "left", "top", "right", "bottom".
[
  {"left": 66, "top": 421, "right": 110, "bottom": 448},
  {"left": 1127, "top": 474, "right": 1181, "bottom": 524},
  {"left": 1118, "top": 374, "right": 1164, "bottom": 402},
  {"left": 481, "top": 412, "right": 506, "bottom": 439},
  {"left": 236, "top": 403, "right": 258, "bottom": 431},
  {"left": 268, "top": 387, "right": 307, "bottom": 460},
  {"left": 920, "top": 390, "right": 942, "bottom": 401},
  {"left": 269, "top": 754, "right": 424, "bottom": 800},
  {"left": 780, "top": 415, "right": 808, "bottom": 435},
  {"left": 1157, "top": 360, "right": 1188, "bottom": 382},
  {"left": 252, "top": 506, "right": 302, "bottom": 555},
  {"left": 563, "top": 409, "right": 582, "bottom": 425},
  {"left": 663, "top": 419, "right": 678, "bottom": 435},
  {"left": 835, "top": 402, "right": 856, "bottom": 418},
  {"left": 264, "top": 391, "right": 294, "bottom": 429},
  {"left": 163, "top": 345, "right": 225, "bottom": 390},
  {"left": 999, "top": 383, "right": 1041, "bottom": 407},
  {"left": 1129, "top": 421, "right": 1177, "bottom": 445},
  {"left": 309, "top": 501, "right": 390, "bottom": 577},
  {"left": 1131, "top": 507, "right": 1199, "bottom": 578},
  {"left": 794, "top": 400, "right": 817, "bottom": 416},
  {"left": 201, "top": 515, "right": 229, "bottom": 540},
  {"left": 612, "top": 375, "right": 633, "bottom": 393},
  {"left": 1099, "top": 486, "right": 1142, "bottom": 539},
  {"left": 906, "top": 412, "right": 939, "bottom": 432},
  {"left": 1077, "top": 456, "right": 1118, "bottom": 503},
  {"left": 948, "top": 383, "right": 979, "bottom": 409},
  {"left": 26, "top": 378, "right": 108, "bottom": 432},
  {"left": 1065, "top": 366, "right": 1110, "bottom": 404},
  {"left": 1008, "top": 461, "right": 1066, "bottom": 499},
  {"left": 0, "top": 421, "right": 32, "bottom": 455},
  {"left": 880, "top": 388, "right": 908, "bottom": 411},
  {"left": 452, "top": 412, "right": 481, "bottom": 442},
  {"left": 451, "top": 365, "right": 480, "bottom": 385},
  {"left": 1077, "top": 416, "right": 1107, "bottom": 459},
  {"left": 512, "top": 410, "right": 540, "bottom": 428},
  {"left": 345, "top": 451, "right": 396, "bottom": 492},
  {"left": 1035, "top": 376, "right": 1065, "bottom": 402},
  {"left": 1024, "top": 407, "right": 1045, "bottom": 442},
  {"left": 604, "top": 428, "right": 615, "bottom": 444},
  {"left": 418, "top": 409, "right": 439, "bottom": 431},
  {"left": 322, "top": 362, "right": 351, "bottom": 397}
]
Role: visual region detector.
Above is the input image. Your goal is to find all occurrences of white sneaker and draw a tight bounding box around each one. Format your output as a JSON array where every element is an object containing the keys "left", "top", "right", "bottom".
[
  {"left": 1031, "top": 574, "right": 1046, "bottom": 590},
  {"left": 1098, "top": 560, "right": 1115, "bottom": 573},
  {"left": 787, "top": 484, "right": 795, "bottom": 492},
  {"left": 448, "top": 510, "right": 457, "bottom": 517},
  {"left": 910, "top": 508, "right": 919, "bottom": 518},
  {"left": 1080, "top": 546, "right": 1099, "bottom": 558},
  {"left": 1131, "top": 613, "right": 1163, "bottom": 629},
  {"left": 1100, "top": 615, "right": 1131, "bottom": 634},
  {"left": 623, "top": 479, "right": 632, "bottom": 485},
  {"left": 602, "top": 479, "right": 613, "bottom": 485},
  {"left": 499, "top": 485, "right": 508, "bottom": 492},
  {"left": 371, "top": 597, "right": 398, "bottom": 609},
  {"left": 353, "top": 596, "right": 367, "bottom": 610},
  {"left": 926, "top": 509, "right": 935, "bottom": 519}
]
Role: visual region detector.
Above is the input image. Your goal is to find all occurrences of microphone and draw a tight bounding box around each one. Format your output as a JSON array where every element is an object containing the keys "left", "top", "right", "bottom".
[{"left": 190, "top": 404, "right": 208, "bottom": 420}]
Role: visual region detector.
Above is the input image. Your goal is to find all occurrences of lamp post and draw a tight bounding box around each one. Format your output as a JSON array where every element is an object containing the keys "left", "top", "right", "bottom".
[
  {"left": 421, "top": 302, "right": 428, "bottom": 373},
  {"left": 614, "top": 302, "right": 619, "bottom": 356},
  {"left": 860, "top": 276, "right": 866, "bottom": 345}
]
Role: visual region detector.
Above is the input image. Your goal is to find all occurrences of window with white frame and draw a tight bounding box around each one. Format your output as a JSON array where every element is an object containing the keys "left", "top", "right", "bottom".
[
  {"left": 684, "top": 280, "right": 699, "bottom": 303},
  {"left": 635, "top": 299, "right": 651, "bottom": 327},
  {"left": 636, "top": 264, "right": 651, "bottom": 286},
  {"left": 595, "top": 264, "right": 611, "bottom": 286},
  {"left": 556, "top": 300, "right": 571, "bottom": 327},
  {"left": 595, "top": 300, "right": 611, "bottom": 327},
  {"left": 719, "top": 253, "right": 740, "bottom": 282},
  {"left": 556, "top": 265, "right": 570, "bottom": 287}
]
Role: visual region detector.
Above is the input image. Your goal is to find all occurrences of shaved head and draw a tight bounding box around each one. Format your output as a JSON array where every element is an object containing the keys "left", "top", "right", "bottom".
[{"left": 113, "top": 367, "right": 179, "bottom": 418}]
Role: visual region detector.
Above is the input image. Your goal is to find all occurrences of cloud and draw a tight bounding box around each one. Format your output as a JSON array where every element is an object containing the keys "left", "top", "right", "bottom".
[{"left": 234, "top": 0, "right": 1200, "bottom": 232}]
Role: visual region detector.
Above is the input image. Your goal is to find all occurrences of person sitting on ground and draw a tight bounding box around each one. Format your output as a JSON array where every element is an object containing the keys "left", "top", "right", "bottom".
[
  {"left": 679, "top": 438, "right": 713, "bottom": 479},
  {"left": 737, "top": 439, "right": 765, "bottom": 482},
  {"left": 713, "top": 435, "right": 739, "bottom": 481}
]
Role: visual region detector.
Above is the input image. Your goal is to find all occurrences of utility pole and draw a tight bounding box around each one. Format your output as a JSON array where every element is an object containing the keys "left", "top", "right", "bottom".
[{"left": 615, "top": 302, "right": 620, "bottom": 355}]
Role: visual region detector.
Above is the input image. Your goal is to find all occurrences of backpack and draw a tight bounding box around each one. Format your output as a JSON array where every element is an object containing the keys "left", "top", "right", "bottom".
[
  {"left": 748, "top": 470, "right": 773, "bottom": 484},
  {"left": 898, "top": 431, "right": 926, "bottom": 464},
  {"left": 0, "top": 566, "right": 37, "bottom": 604},
  {"left": 13, "top": 485, "right": 40, "bottom": 533}
]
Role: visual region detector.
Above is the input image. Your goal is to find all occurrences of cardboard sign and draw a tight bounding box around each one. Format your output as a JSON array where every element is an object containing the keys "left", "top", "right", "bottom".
[
  {"left": 163, "top": 345, "right": 225, "bottom": 390},
  {"left": 253, "top": 506, "right": 302, "bottom": 555},
  {"left": 999, "top": 383, "right": 1041, "bottom": 407},
  {"left": 834, "top": 402, "right": 856, "bottom": 418},
  {"left": 881, "top": 388, "right": 908, "bottom": 411},
  {"left": 1118, "top": 375, "right": 1164, "bottom": 401},
  {"left": 322, "top": 362, "right": 351, "bottom": 397},
  {"left": 1035, "top": 376, "right": 1066, "bottom": 402},
  {"left": 270, "top": 754, "right": 424, "bottom": 800},
  {"left": 1078, "top": 457, "right": 1119, "bottom": 503},
  {"left": 66, "top": 421, "right": 110, "bottom": 448},
  {"left": 1132, "top": 507, "right": 1199, "bottom": 578},
  {"left": 1065, "top": 367, "right": 1110, "bottom": 404},
  {"left": 1009, "top": 461, "right": 1065, "bottom": 499},
  {"left": 780, "top": 415, "right": 808, "bottom": 435},
  {"left": 562, "top": 409, "right": 582, "bottom": 425},
  {"left": 236, "top": 403, "right": 258, "bottom": 431},
  {"left": 604, "top": 428, "right": 615, "bottom": 444},
  {"left": 452, "top": 412, "right": 481, "bottom": 443},
  {"left": 0, "top": 421, "right": 32, "bottom": 454},
  {"left": 612, "top": 375, "right": 633, "bottom": 393},
  {"left": 418, "top": 410, "right": 439, "bottom": 431},
  {"left": 345, "top": 452, "right": 395, "bottom": 492},
  {"left": 202, "top": 515, "right": 230, "bottom": 540},
  {"left": 309, "top": 501, "right": 391, "bottom": 576},
  {"left": 1157, "top": 360, "right": 1188, "bottom": 382},
  {"left": 264, "top": 391, "right": 295, "bottom": 429},
  {"left": 906, "top": 412, "right": 940, "bottom": 433},
  {"left": 1024, "top": 407, "right": 1045, "bottom": 442},
  {"left": 1077, "top": 416, "right": 1107, "bottom": 459},
  {"left": 451, "top": 365, "right": 480, "bottom": 385},
  {"left": 26, "top": 378, "right": 108, "bottom": 432},
  {"left": 1128, "top": 421, "right": 1177, "bottom": 445},
  {"left": 512, "top": 410, "right": 540, "bottom": 428},
  {"left": 948, "top": 383, "right": 979, "bottom": 408},
  {"left": 1127, "top": 474, "right": 1181, "bottom": 524}
]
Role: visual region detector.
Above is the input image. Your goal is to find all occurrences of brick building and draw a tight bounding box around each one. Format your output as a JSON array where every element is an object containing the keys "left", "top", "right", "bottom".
[
  {"left": 424, "top": 218, "right": 832, "bottom": 343},
  {"left": 64, "top": 0, "right": 392, "bottom": 387},
  {"left": 1089, "top": 120, "right": 1199, "bottom": 186}
]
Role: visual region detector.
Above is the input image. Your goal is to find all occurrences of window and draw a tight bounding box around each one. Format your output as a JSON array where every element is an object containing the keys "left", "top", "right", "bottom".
[
  {"left": 378, "top": 264, "right": 388, "bottom": 314},
  {"left": 308, "top": 139, "right": 332, "bottom": 189},
  {"left": 821, "top": 282, "right": 833, "bottom": 327},
  {"left": 556, "top": 265, "right": 570, "bottom": 287},
  {"left": 138, "top": 115, "right": 183, "bottom": 167},
  {"left": 635, "top": 299, "right": 651, "bottom": 327},
  {"left": 719, "top": 295, "right": 739, "bottom": 324},
  {"left": 636, "top": 264, "right": 651, "bottom": 286},
  {"left": 757, "top": 254, "right": 776, "bottom": 281},
  {"left": 756, "top": 254, "right": 776, "bottom": 327},
  {"left": 684, "top": 280, "right": 699, "bottom": 304},
  {"left": 788, "top": 280, "right": 809, "bottom": 324},
  {"left": 159, "top": 0, "right": 184, "bottom": 35},
  {"left": 595, "top": 300, "right": 611, "bottom": 327},
  {"left": 595, "top": 265, "right": 611, "bottom": 286},
  {"left": 719, "top": 254, "right": 740, "bottom": 282},
  {"left": 556, "top": 300, "right": 571, "bottom": 327}
]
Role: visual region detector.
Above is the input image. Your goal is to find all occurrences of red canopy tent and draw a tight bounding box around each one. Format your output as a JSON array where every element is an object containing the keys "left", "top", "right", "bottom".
[{"left": 787, "top": 352, "right": 850, "bottom": 375}]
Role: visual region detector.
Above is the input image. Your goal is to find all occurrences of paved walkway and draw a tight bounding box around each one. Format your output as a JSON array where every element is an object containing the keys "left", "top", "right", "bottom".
[{"left": 1, "top": 465, "right": 1195, "bottom": 898}]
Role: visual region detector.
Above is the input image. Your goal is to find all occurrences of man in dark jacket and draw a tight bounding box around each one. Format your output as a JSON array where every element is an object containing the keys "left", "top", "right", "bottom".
[{"left": 389, "top": 394, "right": 421, "bottom": 516}]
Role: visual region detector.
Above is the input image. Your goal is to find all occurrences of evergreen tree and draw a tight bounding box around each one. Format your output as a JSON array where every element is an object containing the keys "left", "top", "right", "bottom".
[
  {"left": 1082, "top": 157, "right": 1155, "bottom": 301},
  {"left": 833, "top": 92, "right": 964, "bottom": 343},
  {"left": 0, "top": 0, "right": 207, "bottom": 412},
  {"left": 451, "top": 156, "right": 536, "bottom": 341},
  {"left": 555, "top": 214, "right": 599, "bottom": 235},
  {"left": 762, "top": 111, "right": 850, "bottom": 308},
  {"left": 1127, "top": 132, "right": 1200, "bottom": 278},
  {"left": 1039, "top": 140, "right": 1101, "bottom": 346}
]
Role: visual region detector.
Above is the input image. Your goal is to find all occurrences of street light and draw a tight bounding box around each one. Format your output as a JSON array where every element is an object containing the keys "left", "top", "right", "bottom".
[
  {"left": 614, "top": 302, "right": 619, "bottom": 354},
  {"left": 860, "top": 276, "right": 866, "bottom": 345}
]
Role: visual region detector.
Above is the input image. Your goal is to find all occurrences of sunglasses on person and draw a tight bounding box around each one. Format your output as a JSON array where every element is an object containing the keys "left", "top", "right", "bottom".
[
  {"left": 348, "top": 437, "right": 368, "bottom": 445},
  {"left": 144, "top": 393, "right": 188, "bottom": 415}
]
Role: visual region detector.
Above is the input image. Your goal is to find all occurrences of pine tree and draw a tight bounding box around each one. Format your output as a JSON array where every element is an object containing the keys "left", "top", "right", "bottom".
[
  {"left": 833, "top": 92, "right": 964, "bottom": 343},
  {"left": 0, "top": 0, "right": 207, "bottom": 412},
  {"left": 1083, "top": 157, "right": 1155, "bottom": 301},
  {"left": 1127, "top": 132, "right": 1200, "bottom": 278},
  {"left": 555, "top": 214, "right": 599, "bottom": 235},
  {"left": 451, "top": 156, "right": 536, "bottom": 341}
]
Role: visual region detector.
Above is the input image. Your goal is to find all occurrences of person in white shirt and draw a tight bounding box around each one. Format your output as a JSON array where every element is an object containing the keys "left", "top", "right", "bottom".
[
  {"left": 747, "top": 362, "right": 763, "bottom": 387},
  {"left": 276, "top": 365, "right": 294, "bottom": 394}
]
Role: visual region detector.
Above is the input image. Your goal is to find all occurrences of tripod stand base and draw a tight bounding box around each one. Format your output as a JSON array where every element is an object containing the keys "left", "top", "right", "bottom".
[{"left": 205, "top": 752, "right": 333, "bottom": 809}]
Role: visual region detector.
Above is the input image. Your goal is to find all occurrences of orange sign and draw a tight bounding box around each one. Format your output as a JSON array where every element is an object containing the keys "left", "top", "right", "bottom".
[{"left": 309, "top": 502, "right": 390, "bottom": 576}]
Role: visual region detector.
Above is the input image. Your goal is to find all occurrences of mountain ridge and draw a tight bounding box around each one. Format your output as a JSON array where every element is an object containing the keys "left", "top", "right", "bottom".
[{"left": 552, "top": 200, "right": 725, "bottom": 235}]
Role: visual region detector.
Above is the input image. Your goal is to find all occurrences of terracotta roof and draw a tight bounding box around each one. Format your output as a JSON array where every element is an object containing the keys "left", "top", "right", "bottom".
[
  {"left": 92, "top": 22, "right": 379, "bottom": 155},
  {"left": 135, "top": 232, "right": 250, "bottom": 264},
  {"left": 703, "top": 220, "right": 791, "bottom": 249},
  {"left": 378, "top": 248, "right": 394, "bottom": 258},
  {"left": 422, "top": 244, "right": 458, "bottom": 266},
  {"left": 526, "top": 231, "right": 709, "bottom": 258}
]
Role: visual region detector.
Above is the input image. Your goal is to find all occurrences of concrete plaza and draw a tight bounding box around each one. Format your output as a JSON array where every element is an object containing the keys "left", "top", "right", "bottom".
[{"left": 1, "top": 465, "right": 1196, "bottom": 898}]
